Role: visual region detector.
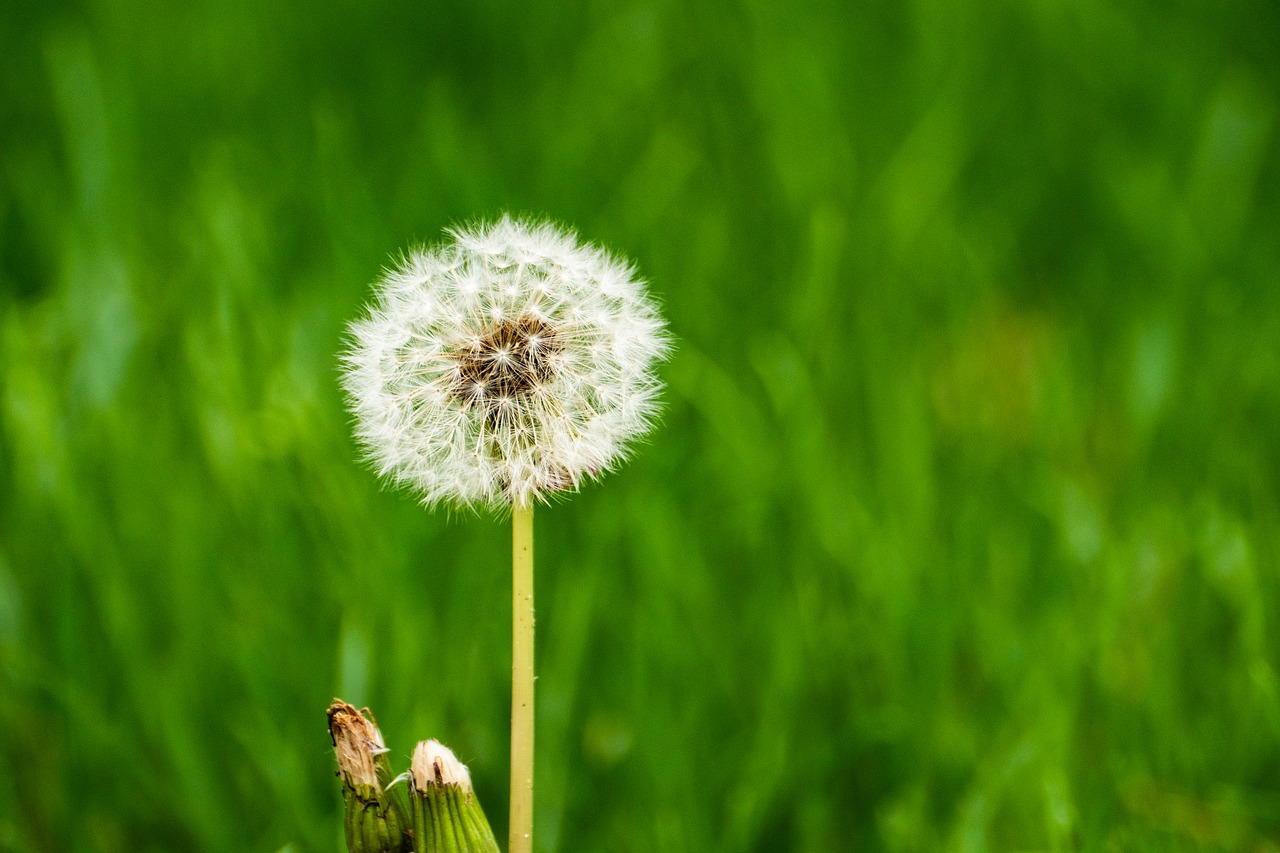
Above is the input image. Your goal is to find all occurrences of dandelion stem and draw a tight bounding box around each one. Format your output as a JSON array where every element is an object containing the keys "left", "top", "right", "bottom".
[{"left": 510, "top": 503, "right": 535, "bottom": 853}]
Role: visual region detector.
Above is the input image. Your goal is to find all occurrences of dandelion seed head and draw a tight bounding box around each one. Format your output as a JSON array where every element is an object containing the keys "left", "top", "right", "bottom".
[{"left": 343, "top": 215, "right": 670, "bottom": 511}]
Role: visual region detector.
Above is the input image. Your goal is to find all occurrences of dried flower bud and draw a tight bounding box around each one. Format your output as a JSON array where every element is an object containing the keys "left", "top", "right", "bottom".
[
  {"left": 330, "top": 701, "right": 388, "bottom": 793},
  {"left": 328, "top": 700, "right": 410, "bottom": 853},
  {"left": 408, "top": 740, "right": 499, "bottom": 853}
]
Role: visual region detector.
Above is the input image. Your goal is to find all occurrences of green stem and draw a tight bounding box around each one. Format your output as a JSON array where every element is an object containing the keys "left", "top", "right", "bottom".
[{"left": 510, "top": 504, "right": 535, "bottom": 853}]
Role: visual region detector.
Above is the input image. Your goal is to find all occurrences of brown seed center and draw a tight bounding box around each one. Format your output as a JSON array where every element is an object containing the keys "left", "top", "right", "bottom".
[{"left": 444, "top": 315, "right": 561, "bottom": 422}]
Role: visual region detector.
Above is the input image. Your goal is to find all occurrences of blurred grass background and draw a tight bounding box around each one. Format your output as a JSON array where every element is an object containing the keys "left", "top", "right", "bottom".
[{"left": 2, "top": 0, "right": 1279, "bottom": 850}]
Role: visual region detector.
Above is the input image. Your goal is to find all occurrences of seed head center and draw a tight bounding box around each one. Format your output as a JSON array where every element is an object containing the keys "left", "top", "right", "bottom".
[{"left": 446, "top": 315, "right": 561, "bottom": 418}]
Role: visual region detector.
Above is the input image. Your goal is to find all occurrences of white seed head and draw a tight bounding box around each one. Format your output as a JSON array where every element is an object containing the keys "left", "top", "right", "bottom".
[
  {"left": 342, "top": 215, "right": 671, "bottom": 510},
  {"left": 410, "top": 739, "right": 473, "bottom": 792}
]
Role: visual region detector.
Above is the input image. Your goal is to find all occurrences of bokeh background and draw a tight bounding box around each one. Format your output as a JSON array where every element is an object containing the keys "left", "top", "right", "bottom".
[{"left": 3, "top": 0, "right": 1279, "bottom": 850}]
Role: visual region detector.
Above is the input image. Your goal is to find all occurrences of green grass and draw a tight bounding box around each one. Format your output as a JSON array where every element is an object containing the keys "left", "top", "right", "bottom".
[{"left": 2, "top": 1, "right": 1279, "bottom": 850}]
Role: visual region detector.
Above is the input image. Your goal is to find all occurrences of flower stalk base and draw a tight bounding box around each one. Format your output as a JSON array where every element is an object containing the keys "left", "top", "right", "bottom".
[
  {"left": 344, "top": 788, "right": 410, "bottom": 853},
  {"left": 410, "top": 782, "right": 501, "bottom": 853}
]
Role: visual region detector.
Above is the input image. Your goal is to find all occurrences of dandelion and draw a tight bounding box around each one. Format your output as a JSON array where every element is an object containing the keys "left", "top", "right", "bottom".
[
  {"left": 341, "top": 216, "right": 670, "bottom": 853},
  {"left": 342, "top": 215, "right": 670, "bottom": 512}
]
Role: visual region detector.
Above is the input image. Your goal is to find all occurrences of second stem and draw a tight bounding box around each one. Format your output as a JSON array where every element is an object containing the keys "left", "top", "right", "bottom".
[{"left": 510, "top": 504, "right": 535, "bottom": 853}]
